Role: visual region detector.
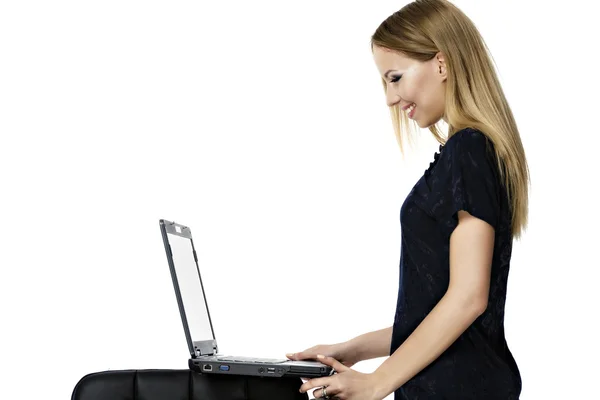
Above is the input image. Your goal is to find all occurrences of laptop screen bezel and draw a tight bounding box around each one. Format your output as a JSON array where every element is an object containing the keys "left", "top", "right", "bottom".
[{"left": 159, "top": 219, "right": 218, "bottom": 357}]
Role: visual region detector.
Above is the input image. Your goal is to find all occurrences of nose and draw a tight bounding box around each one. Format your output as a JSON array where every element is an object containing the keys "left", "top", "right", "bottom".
[{"left": 386, "top": 87, "right": 401, "bottom": 108}]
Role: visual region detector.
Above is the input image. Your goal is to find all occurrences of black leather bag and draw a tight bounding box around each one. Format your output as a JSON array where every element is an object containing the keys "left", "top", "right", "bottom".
[{"left": 71, "top": 369, "right": 309, "bottom": 400}]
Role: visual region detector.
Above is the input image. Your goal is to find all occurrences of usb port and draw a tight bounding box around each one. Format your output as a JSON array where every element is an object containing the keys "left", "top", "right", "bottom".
[
  {"left": 267, "top": 367, "right": 275, "bottom": 374},
  {"left": 219, "top": 365, "right": 230, "bottom": 371}
]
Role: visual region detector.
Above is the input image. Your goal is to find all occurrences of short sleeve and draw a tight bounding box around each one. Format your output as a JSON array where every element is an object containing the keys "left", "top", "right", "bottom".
[{"left": 431, "top": 129, "right": 501, "bottom": 238}]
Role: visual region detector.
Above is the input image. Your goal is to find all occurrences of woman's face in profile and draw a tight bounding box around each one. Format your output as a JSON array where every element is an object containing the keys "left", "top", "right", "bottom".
[{"left": 372, "top": 45, "right": 447, "bottom": 128}]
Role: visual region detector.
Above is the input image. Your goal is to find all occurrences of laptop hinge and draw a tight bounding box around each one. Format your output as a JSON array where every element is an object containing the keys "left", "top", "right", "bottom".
[{"left": 193, "top": 340, "right": 218, "bottom": 357}]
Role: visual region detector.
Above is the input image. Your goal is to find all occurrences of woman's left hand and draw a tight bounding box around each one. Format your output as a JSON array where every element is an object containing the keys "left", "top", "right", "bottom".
[{"left": 299, "top": 355, "right": 384, "bottom": 400}]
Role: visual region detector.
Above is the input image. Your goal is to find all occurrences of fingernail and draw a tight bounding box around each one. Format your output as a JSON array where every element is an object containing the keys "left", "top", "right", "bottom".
[
  {"left": 317, "top": 354, "right": 324, "bottom": 359},
  {"left": 286, "top": 353, "right": 294, "bottom": 357}
]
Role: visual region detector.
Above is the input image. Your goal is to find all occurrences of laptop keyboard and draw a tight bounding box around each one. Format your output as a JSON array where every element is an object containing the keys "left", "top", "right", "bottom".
[{"left": 216, "top": 356, "right": 288, "bottom": 364}]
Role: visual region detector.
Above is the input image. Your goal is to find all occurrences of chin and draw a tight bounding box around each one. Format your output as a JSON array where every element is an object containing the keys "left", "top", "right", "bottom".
[
  {"left": 416, "top": 115, "right": 441, "bottom": 129},
  {"left": 415, "top": 118, "right": 430, "bottom": 129}
]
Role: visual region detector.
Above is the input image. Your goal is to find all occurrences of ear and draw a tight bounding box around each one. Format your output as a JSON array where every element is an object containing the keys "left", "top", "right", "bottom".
[{"left": 435, "top": 51, "right": 447, "bottom": 80}]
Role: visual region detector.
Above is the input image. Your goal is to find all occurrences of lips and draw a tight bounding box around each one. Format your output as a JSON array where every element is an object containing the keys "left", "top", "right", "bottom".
[{"left": 405, "top": 103, "right": 416, "bottom": 118}]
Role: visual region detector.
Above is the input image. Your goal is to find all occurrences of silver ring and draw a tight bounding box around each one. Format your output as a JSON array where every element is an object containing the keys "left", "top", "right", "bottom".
[{"left": 322, "top": 386, "right": 329, "bottom": 399}]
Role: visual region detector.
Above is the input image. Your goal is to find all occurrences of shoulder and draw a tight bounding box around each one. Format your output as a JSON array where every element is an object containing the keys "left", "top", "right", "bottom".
[
  {"left": 444, "top": 128, "right": 492, "bottom": 155},
  {"left": 440, "top": 128, "right": 496, "bottom": 169},
  {"left": 430, "top": 128, "right": 504, "bottom": 233},
  {"left": 432, "top": 127, "right": 501, "bottom": 193}
]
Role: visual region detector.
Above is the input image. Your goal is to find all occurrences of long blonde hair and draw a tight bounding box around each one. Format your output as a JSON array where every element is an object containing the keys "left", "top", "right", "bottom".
[{"left": 371, "top": 0, "right": 529, "bottom": 239}]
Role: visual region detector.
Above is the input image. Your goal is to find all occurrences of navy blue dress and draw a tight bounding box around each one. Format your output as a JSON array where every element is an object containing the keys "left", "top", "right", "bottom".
[{"left": 391, "top": 128, "right": 521, "bottom": 399}]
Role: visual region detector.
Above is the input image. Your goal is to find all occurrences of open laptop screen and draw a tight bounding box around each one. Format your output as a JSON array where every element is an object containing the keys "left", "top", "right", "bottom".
[{"left": 166, "top": 229, "right": 215, "bottom": 342}]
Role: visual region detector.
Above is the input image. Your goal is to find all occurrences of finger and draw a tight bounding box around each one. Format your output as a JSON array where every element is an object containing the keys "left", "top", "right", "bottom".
[
  {"left": 286, "top": 352, "right": 307, "bottom": 361},
  {"left": 313, "top": 387, "right": 324, "bottom": 399},
  {"left": 299, "top": 377, "right": 331, "bottom": 394},
  {"left": 313, "top": 385, "right": 338, "bottom": 399},
  {"left": 287, "top": 351, "right": 312, "bottom": 361},
  {"left": 316, "top": 355, "right": 350, "bottom": 373}
]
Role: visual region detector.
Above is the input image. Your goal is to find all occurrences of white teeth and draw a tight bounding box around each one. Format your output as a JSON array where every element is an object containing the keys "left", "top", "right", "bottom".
[{"left": 406, "top": 103, "right": 416, "bottom": 113}]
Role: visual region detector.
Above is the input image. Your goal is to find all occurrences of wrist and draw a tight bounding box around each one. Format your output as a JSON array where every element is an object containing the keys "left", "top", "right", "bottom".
[
  {"left": 370, "top": 368, "right": 395, "bottom": 399},
  {"left": 342, "top": 339, "right": 361, "bottom": 364},
  {"left": 369, "top": 370, "right": 393, "bottom": 400}
]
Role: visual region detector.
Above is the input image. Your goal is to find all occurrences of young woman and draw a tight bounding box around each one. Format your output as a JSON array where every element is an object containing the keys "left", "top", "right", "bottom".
[{"left": 286, "top": 1, "right": 529, "bottom": 399}]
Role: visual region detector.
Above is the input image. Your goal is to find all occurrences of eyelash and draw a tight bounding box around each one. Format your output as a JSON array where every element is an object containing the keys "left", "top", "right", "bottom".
[{"left": 390, "top": 75, "right": 402, "bottom": 83}]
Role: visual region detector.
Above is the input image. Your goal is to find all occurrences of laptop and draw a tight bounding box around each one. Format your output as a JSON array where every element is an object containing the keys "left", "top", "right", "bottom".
[{"left": 159, "top": 219, "right": 333, "bottom": 378}]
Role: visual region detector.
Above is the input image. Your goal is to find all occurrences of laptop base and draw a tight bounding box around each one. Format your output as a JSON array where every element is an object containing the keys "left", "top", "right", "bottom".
[{"left": 189, "top": 358, "right": 332, "bottom": 378}]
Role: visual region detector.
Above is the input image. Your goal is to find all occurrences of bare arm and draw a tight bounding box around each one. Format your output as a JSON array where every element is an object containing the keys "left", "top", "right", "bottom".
[
  {"left": 286, "top": 326, "right": 392, "bottom": 366},
  {"left": 372, "top": 211, "right": 494, "bottom": 398},
  {"left": 345, "top": 326, "right": 392, "bottom": 363}
]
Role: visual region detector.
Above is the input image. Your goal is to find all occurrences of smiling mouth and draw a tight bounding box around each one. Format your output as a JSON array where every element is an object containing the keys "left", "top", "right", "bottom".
[{"left": 406, "top": 103, "right": 416, "bottom": 118}]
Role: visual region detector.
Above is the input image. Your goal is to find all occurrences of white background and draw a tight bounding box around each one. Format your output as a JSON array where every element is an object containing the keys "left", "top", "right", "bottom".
[{"left": 1, "top": 1, "right": 598, "bottom": 399}]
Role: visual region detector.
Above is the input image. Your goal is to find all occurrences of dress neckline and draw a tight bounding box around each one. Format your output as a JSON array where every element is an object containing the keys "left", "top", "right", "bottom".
[{"left": 424, "top": 143, "right": 444, "bottom": 177}]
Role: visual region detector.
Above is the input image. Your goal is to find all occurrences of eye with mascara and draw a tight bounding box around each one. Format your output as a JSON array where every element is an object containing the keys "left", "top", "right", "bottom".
[{"left": 391, "top": 75, "right": 402, "bottom": 83}]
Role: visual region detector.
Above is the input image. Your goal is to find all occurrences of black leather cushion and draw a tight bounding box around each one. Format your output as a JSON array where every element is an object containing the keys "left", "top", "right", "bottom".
[{"left": 71, "top": 369, "right": 308, "bottom": 400}]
